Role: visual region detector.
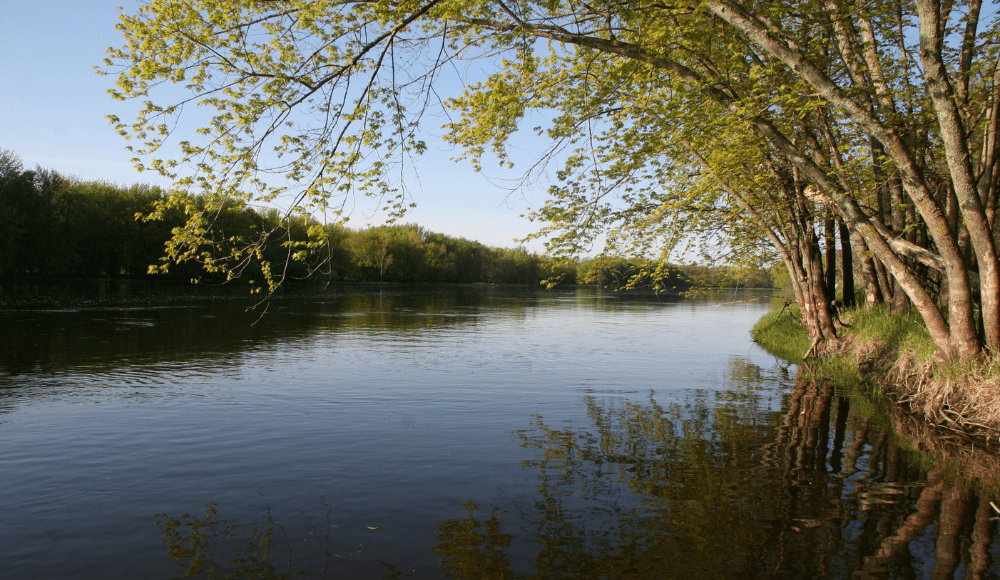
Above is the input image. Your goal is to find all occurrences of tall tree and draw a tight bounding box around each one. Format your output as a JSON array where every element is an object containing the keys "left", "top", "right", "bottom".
[{"left": 105, "top": 0, "right": 1000, "bottom": 362}]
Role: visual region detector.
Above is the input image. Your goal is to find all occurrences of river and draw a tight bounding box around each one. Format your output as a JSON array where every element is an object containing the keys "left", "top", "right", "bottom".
[{"left": 0, "top": 282, "right": 996, "bottom": 579}]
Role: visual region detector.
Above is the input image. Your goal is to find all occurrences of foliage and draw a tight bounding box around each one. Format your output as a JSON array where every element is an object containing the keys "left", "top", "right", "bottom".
[
  {"left": 0, "top": 149, "right": 176, "bottom": 279},
  {"left": 0, "top": 150, "right": 600, "bottom": 286},
  {"left": 98, "top": 0, "right": 790, "bottom": 290},
  {"left": 677, "top": 263, "right": 774, "bottom": 289},
  {"left": 99, "top": 0, "right": 1000, "bottom": 363},
  {"left": 577, "top": 255, "right": 688, "bottom": 292},
  {"left": 768, "top": 263, "right": 793, "bottom": 296}
]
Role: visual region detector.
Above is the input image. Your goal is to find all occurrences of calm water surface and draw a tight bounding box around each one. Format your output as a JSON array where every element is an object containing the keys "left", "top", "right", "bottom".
[{"left": 0, "top": 282, "right": 997, "bottom": 579}]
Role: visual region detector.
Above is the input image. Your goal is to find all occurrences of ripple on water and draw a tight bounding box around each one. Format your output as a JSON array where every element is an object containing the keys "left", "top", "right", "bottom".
[{"left": 2, "top": 287, "right": 977, "bottom": 580}]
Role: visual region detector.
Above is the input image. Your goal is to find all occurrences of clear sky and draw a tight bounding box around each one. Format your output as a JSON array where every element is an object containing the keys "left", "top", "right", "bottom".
[{"left": 0, "top": 0, "right": 557, "bottom": 253}]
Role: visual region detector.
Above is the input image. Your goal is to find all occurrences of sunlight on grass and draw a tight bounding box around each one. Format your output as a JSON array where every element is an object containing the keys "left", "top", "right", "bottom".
[
  {"left": 846, "top": 305, "right": 936, "bottom": 364},
  {"left": 750, "top": 304, "right": 809, "bottom": 363}
]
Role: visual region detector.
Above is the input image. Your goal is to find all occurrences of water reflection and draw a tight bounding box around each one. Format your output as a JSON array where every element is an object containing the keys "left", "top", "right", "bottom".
[
  {"left": 0, "top": 283, "right": 513, "bottom": 379},
  {"left": 0, "top": 281, "right": 723, "bottom": 382},
  {"left": 157, "top": 503, "right": 289, "bottom": 580},
  {"left": 4, "top": 285, "right": 995, "bottom": 577},
  {"left": 433, "top": 359, "right": 999, "bottom": 579},
  {"left": 433, "top": 503, "right": 515, "bottom": 580},
  {"left": 157, "top": 360, "right": 1000, "bottom": 578}
]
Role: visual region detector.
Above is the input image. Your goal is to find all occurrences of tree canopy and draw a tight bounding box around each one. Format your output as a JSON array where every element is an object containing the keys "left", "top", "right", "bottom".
[{"left": 105, "top": 0, "right": 1000, "bottom": 362}]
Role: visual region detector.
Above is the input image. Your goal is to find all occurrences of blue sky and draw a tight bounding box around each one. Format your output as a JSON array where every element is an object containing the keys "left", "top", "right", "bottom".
[{"left": 0, "top": 0, "right": 557, "bottom": 252}]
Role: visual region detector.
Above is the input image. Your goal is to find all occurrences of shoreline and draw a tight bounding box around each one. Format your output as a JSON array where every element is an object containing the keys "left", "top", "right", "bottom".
[{"left": 752, "top": 305, "right": 1000, "bottom": 449}]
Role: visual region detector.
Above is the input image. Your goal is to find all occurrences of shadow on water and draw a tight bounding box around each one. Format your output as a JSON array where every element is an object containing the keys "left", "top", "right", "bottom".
[
  {"left": 152, "top": 357, "right": 1000, "bottom": 579},
  {"left": 0, "top": 281, "right": 550, "bottom": 380},
  {"left": 0, "top": 281, "right": 751, "bottom": 382}
]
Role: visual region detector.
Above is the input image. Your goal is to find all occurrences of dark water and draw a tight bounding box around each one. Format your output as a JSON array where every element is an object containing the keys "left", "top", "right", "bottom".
[{"left": 0, "top": 281, "right": 996, "bottom": 579}]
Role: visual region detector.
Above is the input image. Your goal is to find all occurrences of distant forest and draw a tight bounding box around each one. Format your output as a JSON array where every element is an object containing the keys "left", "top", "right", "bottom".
[{"left": 0, "top": 151, "right": 772, "bottom": 290}]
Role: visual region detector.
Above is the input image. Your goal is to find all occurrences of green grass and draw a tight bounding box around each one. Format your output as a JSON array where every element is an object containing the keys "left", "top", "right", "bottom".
[
  {"left": 751, "top": 301, "right": 865, "bottom": 382},
  {"left": 751, "top": 301, "right": 935, "bottom": 384},
  {"left": 846, "top": 305, "right": 936, "bottom": 364},
  {"left": 750, "top": 304, "right": 810, "bottom": 363},
  {"left": 752, "top": 301, "right": 935, "bottom": 364}
]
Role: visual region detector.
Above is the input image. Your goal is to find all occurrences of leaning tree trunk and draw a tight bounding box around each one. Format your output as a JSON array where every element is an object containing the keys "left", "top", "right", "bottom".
[
  {"left": 916, "top": 0, "right": 1000, "bottom": 351},
  {"left": 850, "top": 230, "right": 882, "bottom": 308},
  {"left": 804, "top": 235, "right": 838, "bottom": 344},
  {"left": 886, "top": 175, "right": 912, "bottom": 314},
  {"left": 691, "top": 145, "right": 840, "bottom": 355},
  {"left": 707, "top": 0, "right": 982, "bottom": 360},
  {"left": 785, "top": 221, "right": 838, "bottom": 357}
]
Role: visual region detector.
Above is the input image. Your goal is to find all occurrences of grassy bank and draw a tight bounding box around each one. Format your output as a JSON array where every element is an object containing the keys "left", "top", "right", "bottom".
[
  {"left": 748, "top": 305, "right": 812, "bottom": 363},
  {"left": 752, "top": 303, "right": 936, "bottom": 366},
  {"left": 752, "top": 304, "right": 1000, "bottom": 445}
]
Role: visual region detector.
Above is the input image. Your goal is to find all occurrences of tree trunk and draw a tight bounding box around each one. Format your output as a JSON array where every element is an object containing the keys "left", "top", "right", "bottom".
[
  {"left": 709, "top": 0, "right": 983, "bottom": 360},
  {"left": 839, "top": 220, "right": 855, "bottom": 307},
  {"left": 795, "top": 230, "right": 838, "bottom": 352},
  {"left": 746, "top": 115, "right": 955, "bottom": 356},
  {"left": 825, "top": 213, "right": 837, "bottom": 300},
  {"left": 915, "top": 0, "right": 1000, "bottom": 351},
  {"left": 850, "top": 229, "right": 881, "bottom": 307},
  {"left": 874, "top": 258, "right": 893, "bottom": 305}
]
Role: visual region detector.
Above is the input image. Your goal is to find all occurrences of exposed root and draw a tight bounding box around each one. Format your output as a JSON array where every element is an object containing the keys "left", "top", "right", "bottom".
[
  {"left": 829, "top": 329, "right": 1000, "bottom": 449},
  {"left": 879, "top": 395, "right": 1000, "bottom": 488}
]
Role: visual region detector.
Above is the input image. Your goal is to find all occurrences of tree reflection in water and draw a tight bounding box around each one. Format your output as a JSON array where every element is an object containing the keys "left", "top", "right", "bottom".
[
  {"left": 436, "top": 357, "right": 999, "bottom": 579},
  {"left": 433, "top": 502, "right": 515, "bottom": 580},
  {"left": 156, "top": 503, "right": 291, "bottom": 580},
  {"left": 157, "top": 358, "right": 1000, "bottom": 579}
]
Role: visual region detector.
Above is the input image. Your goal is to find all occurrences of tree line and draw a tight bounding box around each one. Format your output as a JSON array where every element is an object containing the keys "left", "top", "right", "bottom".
[
  {"left": 0, "top": 151, "right": 562, "bottom": 284},
  {"left": 1, "top": 150, "right": 770, "bottom": 289}
]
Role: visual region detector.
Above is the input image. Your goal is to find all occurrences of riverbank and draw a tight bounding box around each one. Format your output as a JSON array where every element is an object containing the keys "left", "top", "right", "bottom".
[{"left": 752, "top": 304, "right": 1000, "bottom": 447}]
